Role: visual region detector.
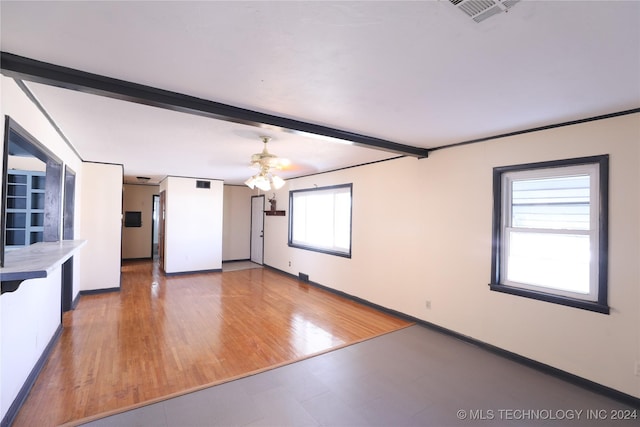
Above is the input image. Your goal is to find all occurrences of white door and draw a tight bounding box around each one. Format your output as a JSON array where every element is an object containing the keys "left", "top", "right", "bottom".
[{"left": 250, "top": 195, "right": 264, "bottom": 264}]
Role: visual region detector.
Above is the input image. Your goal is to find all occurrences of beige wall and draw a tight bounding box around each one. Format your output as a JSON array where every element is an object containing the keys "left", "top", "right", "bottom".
[
  {"left": 222, "top": 185, "right": 252, "bottom": 261},
  {"left": 122, "top": 184, "right": 159, "bottom": 259},
  {"left": 78, "top": 162, "right": 123, "bottom": 291},
  {"left": 7, "top": 156, "right": 47, "bottom": 172},
  {"left": 263, "top": 113, "right": 640, "bottom": 399}
]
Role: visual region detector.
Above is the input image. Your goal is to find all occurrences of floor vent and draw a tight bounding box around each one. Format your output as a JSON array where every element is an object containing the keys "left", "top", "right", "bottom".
[{"left": 449, "top": 0, "right": 519, "bottom": 23}]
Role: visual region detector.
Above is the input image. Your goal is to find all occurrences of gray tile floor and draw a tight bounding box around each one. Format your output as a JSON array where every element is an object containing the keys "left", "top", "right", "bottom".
[
  {"left": 221, "top": 261, "right": 263, "bottom": 272},
  {"left": 82, "top": 325, "right": 637, "bottom": 427}
]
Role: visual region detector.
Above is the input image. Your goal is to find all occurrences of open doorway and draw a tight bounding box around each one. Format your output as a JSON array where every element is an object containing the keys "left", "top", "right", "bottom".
[
  {"left": 158, "top": 191, "right": 166, "bottom": 271},
  {"left": 151, "top": 194, "right": 160, "bottom": 259},
  {"left": 250, "top": 195, "right": 264, "bottom": 265},
  {"left": 61, "top": 166, "right": 76, "bottom": 313}
]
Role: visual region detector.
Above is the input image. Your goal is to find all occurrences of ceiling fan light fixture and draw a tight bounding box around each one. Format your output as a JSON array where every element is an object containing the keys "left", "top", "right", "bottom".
[
  {"left": 244, "top": 176, "right": 257, "bottom": 189},
  {"left": 245, "top": 136, "right": 287, "bottom": 191},
  {"left": 270, "top": 174, "right": 285, "bottom": 190},
  {"left": 254, "top": 174, "right": 271, "bottom": 192}
]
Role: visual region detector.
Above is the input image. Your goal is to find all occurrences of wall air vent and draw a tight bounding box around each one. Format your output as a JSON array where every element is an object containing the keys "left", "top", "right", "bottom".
[{"left": 449, "top": 0, "right": 519, "bottom": 23}]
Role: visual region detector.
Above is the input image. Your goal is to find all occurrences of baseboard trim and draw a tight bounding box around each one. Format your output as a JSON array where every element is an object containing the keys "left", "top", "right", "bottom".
[
  {"left": 164, "top": 268, "right": 222, "bottom": 277},
  {"left": 222, "top": 259, "right": 251, "bottom": 264},
  {"left": 263, "top": 263, "right": 640, "bottom": 409},
  {"left": 1, "top": 323, "right": 64, "bottom": 427},
  {"left": 80, "top": 287, "right": 120, "bottom": 295}
]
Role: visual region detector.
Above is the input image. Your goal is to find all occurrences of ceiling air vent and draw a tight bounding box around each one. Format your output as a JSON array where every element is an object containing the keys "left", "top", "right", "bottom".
[{"left": 450, "top": 0, "right": 519, "bottom": 23}]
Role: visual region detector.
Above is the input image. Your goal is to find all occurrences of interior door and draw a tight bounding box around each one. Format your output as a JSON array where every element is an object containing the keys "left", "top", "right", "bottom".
[{"left": 250, "top": 195, "right": 264, "bottom": 265}]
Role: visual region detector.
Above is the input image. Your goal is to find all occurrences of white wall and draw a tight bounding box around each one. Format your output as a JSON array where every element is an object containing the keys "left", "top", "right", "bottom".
[
  {"left": 264, "top": 113, "right": 640, "bottom": 399},
  {"left": 7, "top": 156, "right": 47, "bottom": 172},
  {"left": 160, "top": 177, "right": 223, "bottom": 274},
  {"left": 122, "top": 184, "right": 159, "bottom": 259},
  {"left": 0, "top": 76, "right": 85, "bottom": 421},
  {"left": 77, "top": 162, "right": 123, "bottom": 291},
  {"left": 222, "top": 185, "right": 252, "bottom": 261},
  {"left": 0, "top": 272, "right": 62, "bottom": 419}
]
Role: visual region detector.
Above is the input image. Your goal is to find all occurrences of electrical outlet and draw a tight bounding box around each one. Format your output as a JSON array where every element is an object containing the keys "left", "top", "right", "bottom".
[
  {"left": 635, "top": 361, "right": 640, "bottom": 377},
  {"left": 425, "top": 300, "right": 431, "bottom": 309},
  {"left": 288, "top": 261, "right": 291, "bottom": 267}
]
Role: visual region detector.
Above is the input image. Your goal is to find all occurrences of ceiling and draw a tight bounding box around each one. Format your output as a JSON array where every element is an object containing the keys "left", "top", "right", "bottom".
[{"left": 1, "top": 1, "right": 639, "bottom": 185}]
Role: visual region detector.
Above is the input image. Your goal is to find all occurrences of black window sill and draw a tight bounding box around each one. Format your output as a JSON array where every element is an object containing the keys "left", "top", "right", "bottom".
[
  {"left": 288, "top": 242, "right": 351, "bottom": 259},
  {"left": 489, "top": 283, "right": 610, "bottom": 314}
]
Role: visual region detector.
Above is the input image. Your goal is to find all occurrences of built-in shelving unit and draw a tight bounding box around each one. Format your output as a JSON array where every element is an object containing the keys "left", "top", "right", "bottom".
[{"left": 6, "top": 170, "right": 45, "bottom": 248}]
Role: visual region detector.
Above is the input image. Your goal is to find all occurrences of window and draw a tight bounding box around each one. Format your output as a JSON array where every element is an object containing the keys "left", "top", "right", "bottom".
[
  {"left": 490, "top": 156, "right": 609, "bottom": 314},
  {"left": 289, "top": 184, "right": 352, "bottom": 257}
]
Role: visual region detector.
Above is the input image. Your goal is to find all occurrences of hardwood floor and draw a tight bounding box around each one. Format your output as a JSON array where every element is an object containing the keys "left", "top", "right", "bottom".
[{"left": 12, "top": 260, "right": 411, "bottom": 426}]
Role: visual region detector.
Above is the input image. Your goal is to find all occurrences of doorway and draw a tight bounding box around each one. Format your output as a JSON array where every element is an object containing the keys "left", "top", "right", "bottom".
[
  {"left": 250, "top": 195, "right": 264, "bottom": 265},
  {"left": 151, "top": 194, "right": 159, "bottom": 259},
  {"left": 61, "top": 166, "right": 76, "bottom": 313},
  {"left": 158, "top": 191, "right": 166, "bottom": 271}
]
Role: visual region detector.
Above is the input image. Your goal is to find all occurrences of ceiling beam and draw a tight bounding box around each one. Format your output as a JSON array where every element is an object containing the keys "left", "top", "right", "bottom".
[{"left": 1, "top": 52, "right": 429, "bottom": 158}]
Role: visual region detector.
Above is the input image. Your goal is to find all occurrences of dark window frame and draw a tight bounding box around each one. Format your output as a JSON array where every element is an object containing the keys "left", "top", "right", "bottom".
[
  {"left": 490, "top": 155, "right": 609, "bottom": 314},
  {"left": 288, "top": 183, "right": 353, "bottom": 258}
]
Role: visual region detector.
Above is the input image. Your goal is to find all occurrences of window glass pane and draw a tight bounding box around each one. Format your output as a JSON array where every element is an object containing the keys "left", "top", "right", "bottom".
[
  {"left": 512, "top": 175, "right": 590, "bottom": 230},
  {"left": 506, "top": 231, "right": 590, "bottom": 294},
  {"left": 305, "top": 193, "right": 334, "bottom": 249},
  {"left": 290, "top": 185, "right": 351, "bottom": 256},
  {"left": 333, "top": 192, "right": 351, "bottom": 251},
  {"left": 292, "top": 196, "right": 307, "bottom": 243}
]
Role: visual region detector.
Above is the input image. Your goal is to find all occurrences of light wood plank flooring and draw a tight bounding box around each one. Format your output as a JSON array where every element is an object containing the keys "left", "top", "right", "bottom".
[{"left": 13, "top": 260, "right": 411, "bottom": 426}]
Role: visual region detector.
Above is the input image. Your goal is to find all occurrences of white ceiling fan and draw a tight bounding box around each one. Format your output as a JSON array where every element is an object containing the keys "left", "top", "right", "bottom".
[{"left": 244, "top": 136, "right": 288, "bottom": 191}]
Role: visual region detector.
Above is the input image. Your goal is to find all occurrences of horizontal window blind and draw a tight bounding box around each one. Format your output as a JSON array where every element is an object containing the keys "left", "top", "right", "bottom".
[{"left": 511, "top": 175, "right": 590, "bottom": 230}]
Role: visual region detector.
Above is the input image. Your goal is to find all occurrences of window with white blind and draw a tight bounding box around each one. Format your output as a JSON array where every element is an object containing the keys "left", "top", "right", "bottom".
[
  {"left": 490, "top": 156, "right": 609, "bottom": 314},
  {"left": 288, "top": 184, "right": 352, "bottom": 257}
]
